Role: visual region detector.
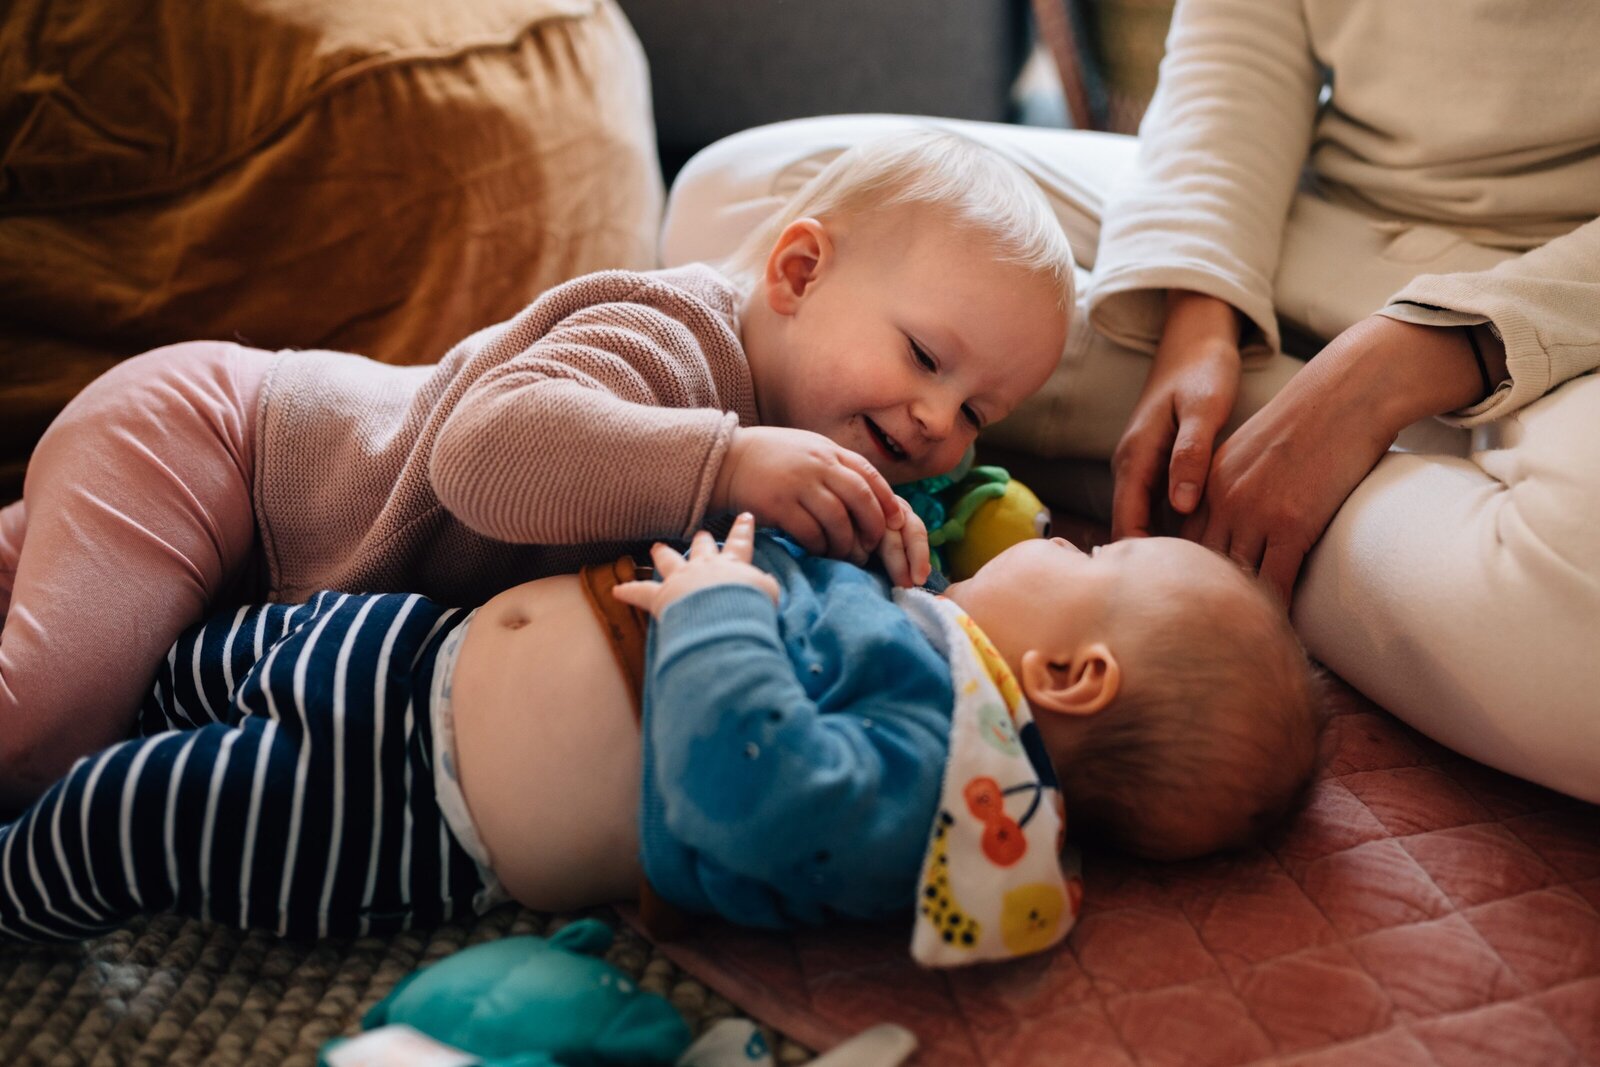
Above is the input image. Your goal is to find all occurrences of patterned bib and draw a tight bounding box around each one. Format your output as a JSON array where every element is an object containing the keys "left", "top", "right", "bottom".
[{"left": 894, "top": 589, "right": 1083, "bottom": 967}]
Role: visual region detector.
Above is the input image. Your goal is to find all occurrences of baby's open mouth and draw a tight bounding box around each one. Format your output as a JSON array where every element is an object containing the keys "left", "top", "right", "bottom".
[{"left": 864, "top": 417, "right": 907, "bottom": 461}]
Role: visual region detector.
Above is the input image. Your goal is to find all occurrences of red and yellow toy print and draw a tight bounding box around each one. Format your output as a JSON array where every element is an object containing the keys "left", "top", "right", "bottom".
[{"left": 895, "top": 590, "right": 1083, "bottom": 967}]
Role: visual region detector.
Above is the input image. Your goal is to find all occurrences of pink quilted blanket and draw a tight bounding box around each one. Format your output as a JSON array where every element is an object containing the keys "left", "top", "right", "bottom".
[{"left": 624, "top": 675, "right": 1600, "bottom": 1065}]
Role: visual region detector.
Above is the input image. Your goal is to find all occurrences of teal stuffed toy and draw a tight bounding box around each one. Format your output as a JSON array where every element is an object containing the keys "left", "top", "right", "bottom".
[
  {"left": 318, "top": 919, "right": 691, "bottom": 1067},
  {"left": 897, "top": 448, "right": 1052, "bottom": 582}
]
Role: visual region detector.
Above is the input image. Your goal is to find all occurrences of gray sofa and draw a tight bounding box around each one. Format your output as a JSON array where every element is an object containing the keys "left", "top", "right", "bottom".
[{"left": 618, "top": 0, "right": 1031, "bottom": 175}]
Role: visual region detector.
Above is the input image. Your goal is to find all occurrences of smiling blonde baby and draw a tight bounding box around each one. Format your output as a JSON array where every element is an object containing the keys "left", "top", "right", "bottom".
[{"left": 0, "top": 130, "right": 1073, "bottom": 807}]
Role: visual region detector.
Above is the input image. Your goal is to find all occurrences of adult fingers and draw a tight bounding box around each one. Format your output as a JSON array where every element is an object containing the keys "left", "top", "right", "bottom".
[
  {"left": 1178, "top": 503, "right": 1201, "bottom": 543},
  {"left": 838, "top": 450, "right": 903, "bottom": 530},
  {"left": 1111, "top": 423, "right": 1172, "bottom": 540},
  {"left": 1166, "top": 407, "right": 1222, "bottom": 516},
  {"left": 1225, "top": 526, "right": 1266, "bottom": 573},
  {"left": 1198, "top": 513, "right": 1231, "bottom": 558},
  {"left": 723, "top": 512, "right": 757, "bottom": 562},
  {"left": 1259, "top": 542, "right": 1305, "bottom": 607}
]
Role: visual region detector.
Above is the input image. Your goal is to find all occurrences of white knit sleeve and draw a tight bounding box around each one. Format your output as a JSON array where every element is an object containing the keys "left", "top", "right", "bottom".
[
  {"left": 1087, "top": 0, "right": 1321, "bottom": 356},
  {"left": 1378, "top": 215, "right": 1600, "bottom": 426}
]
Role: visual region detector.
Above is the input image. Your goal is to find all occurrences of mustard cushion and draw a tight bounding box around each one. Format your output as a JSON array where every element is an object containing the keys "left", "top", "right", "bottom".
[{"left": 0, "top": 0, "right": 662, "bottom": 497}]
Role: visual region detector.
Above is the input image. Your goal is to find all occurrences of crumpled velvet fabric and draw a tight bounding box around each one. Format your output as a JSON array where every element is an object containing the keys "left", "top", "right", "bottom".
[{"left": 0, "top": 0, "right": 662, "bottom": 498}]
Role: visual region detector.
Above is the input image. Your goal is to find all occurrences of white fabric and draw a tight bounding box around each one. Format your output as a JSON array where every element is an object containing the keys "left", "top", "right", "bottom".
[
  {"left": 661, "top": 114, "right": 1600, "bottom": 803},
  {"left": 427, "top": 609, "right": 511, "bottom": 914}
]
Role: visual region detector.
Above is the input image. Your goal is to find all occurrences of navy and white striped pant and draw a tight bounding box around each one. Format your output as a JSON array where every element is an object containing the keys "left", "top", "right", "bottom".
[{"left": 0, "top": 590, "right": 487, "bottom": 942}]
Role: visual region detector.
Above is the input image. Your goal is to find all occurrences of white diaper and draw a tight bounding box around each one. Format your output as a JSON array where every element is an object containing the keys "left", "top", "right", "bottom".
[{"left": 428, "top": 608, "right": 511, "bottom": 914}]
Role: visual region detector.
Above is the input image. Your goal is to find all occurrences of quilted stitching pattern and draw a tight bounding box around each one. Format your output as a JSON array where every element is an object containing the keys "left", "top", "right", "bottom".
[{"left": 634, "top": 677, "right": 1600, "bottom": 1065}]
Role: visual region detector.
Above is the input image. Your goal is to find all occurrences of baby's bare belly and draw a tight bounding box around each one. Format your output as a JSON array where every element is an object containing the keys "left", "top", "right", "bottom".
[{"left": 449, "top": 574, "right": 643, "bottom": 911}]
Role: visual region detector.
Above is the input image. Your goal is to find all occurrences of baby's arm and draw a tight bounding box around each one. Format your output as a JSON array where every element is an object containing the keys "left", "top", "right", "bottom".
[
  {"left": 615, "top": 516, "right": 949, "bottom": 926},
  {"left": 431, "top": 278, "right": 742, "bottom": 546}
]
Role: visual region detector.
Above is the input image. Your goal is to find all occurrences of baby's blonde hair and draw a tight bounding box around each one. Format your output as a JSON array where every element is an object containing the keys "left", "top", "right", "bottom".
[
  {"left": 1059, "top": 567, "right": 1328, "bottom": 861},
  {"left": 724, "top": 129, "right": 1076, "bottom": 309}
]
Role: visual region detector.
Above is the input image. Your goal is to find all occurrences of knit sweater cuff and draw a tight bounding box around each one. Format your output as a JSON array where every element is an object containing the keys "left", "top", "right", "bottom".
[{"left": 1381, "top": 276, "right": 1553, "bottom": 428}]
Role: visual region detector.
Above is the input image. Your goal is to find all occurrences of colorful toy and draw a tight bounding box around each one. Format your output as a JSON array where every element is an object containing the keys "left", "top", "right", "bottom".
[
  {"left": 318, "top": 918, "right": 690, "bottom": 1067},
  {"left": 898, "top": 450, "right": 1052, "bottom": 581}
]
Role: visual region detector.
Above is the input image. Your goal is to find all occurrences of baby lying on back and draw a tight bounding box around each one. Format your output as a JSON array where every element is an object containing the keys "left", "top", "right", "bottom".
[{"left": 0, "top": 513, "right": 1324, "bottom": 951}]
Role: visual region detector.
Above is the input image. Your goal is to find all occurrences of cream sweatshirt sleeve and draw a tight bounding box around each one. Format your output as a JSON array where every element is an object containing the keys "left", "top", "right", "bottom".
[
  {"left": 429, "top": 284, "right": 749, "bottom": 545},
  {"left": 1379, "top": 217, "right": 1600, "bottom": 426},
  {"left": 1087, "top": 0, "right": 1320, "bottom": 357}
]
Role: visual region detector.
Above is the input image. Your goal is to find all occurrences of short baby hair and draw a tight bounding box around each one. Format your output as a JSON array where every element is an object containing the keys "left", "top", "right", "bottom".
[
  {"left": 1059, "top": 567, "right": 1328, "bottom": 861},
  {"left": 725, "top": 129, "right": 1075, "bottom": 309}
]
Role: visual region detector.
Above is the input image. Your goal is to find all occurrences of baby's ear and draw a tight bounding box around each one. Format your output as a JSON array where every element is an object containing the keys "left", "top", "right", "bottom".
[
  {"left": 763, "top": 217, "right": 831, "bottom": 314},
  {"left": 1020, "top": 644, "right": 1120, "bottom": 716}
]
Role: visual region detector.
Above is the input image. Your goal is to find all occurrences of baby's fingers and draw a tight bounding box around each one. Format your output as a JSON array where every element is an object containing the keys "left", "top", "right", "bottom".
[
  {"left": 753, "top": 571, "right": 783, "bottom": 606},
  {"left": 610, "top": 580, "right": 658, "bottom": 612},
  {"left": 899, "top": 504, "right": 932, "bottom": 586},
  {"left": 837, "top": 450, "right": 903, "bottom": 533},
  {"left": 822, "top": 465, "right": 886, "bottom": 552},
  {"left": 721, "top": 512, "right": 757, "bottom": 562},
  {"left": 779, "top": 509, "right": 828, "bottom": 556},
  {"left": 802, "top": 486, "right": 861, "bottom": 560},
  {"left": 650, "top": 541, "right": 686, "bottom": 576},
  {"left": 687, "top": 529, "right": 718, "bottom": 560},
  {"left": 878, "top": 527, "right": 911, "bottom": 587}
]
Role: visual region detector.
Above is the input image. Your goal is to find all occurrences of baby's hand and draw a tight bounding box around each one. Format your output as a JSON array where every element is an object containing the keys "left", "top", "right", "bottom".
[
  {"left": 877, "top": 496, "right": 932, "bottom": 588},
  {"left": 712, "top": 426, "right": 903, "bottom": 564},
  {"left": 612, "top": 513, "right": 781, "bottom": 617}
]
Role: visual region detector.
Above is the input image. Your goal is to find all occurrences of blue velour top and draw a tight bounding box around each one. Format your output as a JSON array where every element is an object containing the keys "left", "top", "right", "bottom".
[{"left": 636, "top": 533, "right": 953, "bottom": 928}]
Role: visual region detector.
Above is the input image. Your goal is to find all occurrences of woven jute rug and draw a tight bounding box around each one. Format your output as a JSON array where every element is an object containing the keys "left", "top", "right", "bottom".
[{"left": 0, "top": 906, "right": 815, "bottom": 1067}]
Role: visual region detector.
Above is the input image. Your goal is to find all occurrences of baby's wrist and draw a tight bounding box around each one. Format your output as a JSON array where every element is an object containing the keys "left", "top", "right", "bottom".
[
  {"left": 657, "top": 576, "right": 774, "bottom": 623},
  {"left": 710, "top": 428, "right": 744, "bottom": 514}
]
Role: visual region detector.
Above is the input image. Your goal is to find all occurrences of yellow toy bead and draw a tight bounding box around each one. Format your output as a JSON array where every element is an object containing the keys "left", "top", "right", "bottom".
[{"left": 944, "top": 480, "right": 1051, "bottom": 581}]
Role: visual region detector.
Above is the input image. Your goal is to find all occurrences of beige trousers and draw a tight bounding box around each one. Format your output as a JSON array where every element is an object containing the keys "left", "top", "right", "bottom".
[{"left": 661, "top": 115, "right": 1600, "bottom": 803}]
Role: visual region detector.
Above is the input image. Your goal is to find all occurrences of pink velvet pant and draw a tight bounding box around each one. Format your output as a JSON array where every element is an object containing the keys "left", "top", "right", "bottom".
[{"left": 0, "top": 341, "right": 273, "bottom": 806}]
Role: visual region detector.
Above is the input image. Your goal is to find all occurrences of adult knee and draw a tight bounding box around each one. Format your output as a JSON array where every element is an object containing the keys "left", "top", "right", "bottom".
[
  {"left": 661, "top": 125, "right": 791, "bottom": 267},
  {"left": 1296, "top": 403, "right": 1600, "bottom": 803},
  {"left": 662, "top": 115, "right": 926, "bottom": 267}
]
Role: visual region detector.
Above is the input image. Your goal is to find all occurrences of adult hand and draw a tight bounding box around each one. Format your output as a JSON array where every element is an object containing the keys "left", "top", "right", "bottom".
[
  {"left": 711, "top": 426, "right": 903, "bottom": 562},
  {"left": 1111, "top": 291, "right": 1243, "bottom": 539},
  {"left": 1182, "top": 315, "right": 1491, "bottom": 603},
  {"left": 876, "top": 496, "right": 932, "bottom": 588},
  {"left": 613, "top": 513, "right": 781, "bottom": 617}
]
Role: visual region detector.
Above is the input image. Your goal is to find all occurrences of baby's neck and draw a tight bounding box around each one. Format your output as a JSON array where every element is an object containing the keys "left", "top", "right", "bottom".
[{"left": 941, "top": 584, "right": 1027, "bottom": 682}]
